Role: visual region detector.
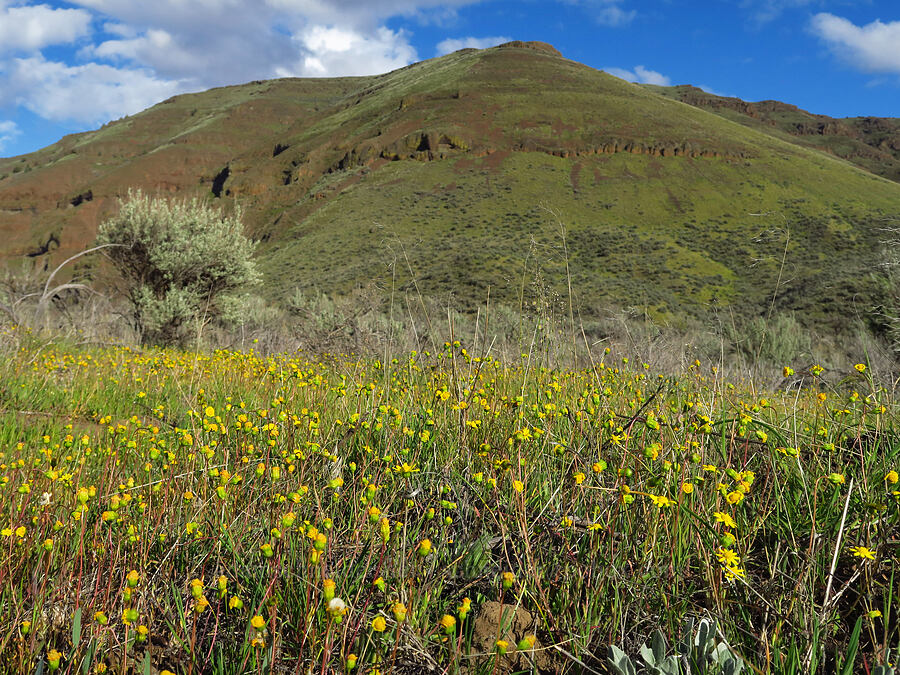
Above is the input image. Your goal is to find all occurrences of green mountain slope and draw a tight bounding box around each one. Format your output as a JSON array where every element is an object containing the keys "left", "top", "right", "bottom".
[
  {"left": 649, "top": 84, "right": 900, "bottom": 183},
  {"left": 1, "top": 41, "right": 898, "bottom": 332}
]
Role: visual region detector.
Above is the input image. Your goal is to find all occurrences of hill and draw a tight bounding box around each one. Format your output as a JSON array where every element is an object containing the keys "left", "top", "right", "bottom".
[
  {"left": 649, "top": 84, "right": 900, "bottom": 183},
  {"left": 1, "top": 41, "right": 899, "bottom": 334}
]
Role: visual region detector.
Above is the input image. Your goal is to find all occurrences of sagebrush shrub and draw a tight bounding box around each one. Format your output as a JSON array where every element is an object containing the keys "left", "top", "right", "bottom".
[{"left": 97, "top": 190, "right": 259, "bottom": 346}]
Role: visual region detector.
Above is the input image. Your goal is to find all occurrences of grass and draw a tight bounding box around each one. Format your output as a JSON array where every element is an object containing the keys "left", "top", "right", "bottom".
[
  {"left": 1, "top": 326, "right": 898, "bottom": 674},
  {"left": 262, "top": 146, "right": 897, "bottom": 331}
]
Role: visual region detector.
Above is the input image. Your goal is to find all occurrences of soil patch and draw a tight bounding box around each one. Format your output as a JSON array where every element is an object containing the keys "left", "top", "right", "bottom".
[{"left": 470, "top": 601, "right": 554, "bottom": 673}]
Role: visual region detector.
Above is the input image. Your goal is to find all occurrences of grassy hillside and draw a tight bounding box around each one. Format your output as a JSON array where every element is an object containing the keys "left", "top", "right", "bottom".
[
  {"left": 650, "top": 84, "right": 900, "bottom": 183},
  {"left": 1, "top": 41, "right": 899, "bottom": 335}
]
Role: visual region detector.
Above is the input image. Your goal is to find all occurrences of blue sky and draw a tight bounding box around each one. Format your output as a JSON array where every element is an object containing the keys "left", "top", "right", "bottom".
[{"left": 1, "top": 0, "right": 898, "bottom": 158}]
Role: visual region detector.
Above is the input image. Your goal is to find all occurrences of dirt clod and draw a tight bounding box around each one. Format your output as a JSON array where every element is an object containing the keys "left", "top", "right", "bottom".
[{"left": 470, "top": 601, "right": 553, "bottom": 672}]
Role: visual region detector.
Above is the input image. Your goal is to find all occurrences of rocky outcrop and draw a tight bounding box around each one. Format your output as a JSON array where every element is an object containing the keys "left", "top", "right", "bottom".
[
  {"left": 26, "top": 232, "right": 60, "bottom": 258},
  {"left": 211, "top": 166, "right": 230, "bottom": 197},
  {"left": 675, "top": 86, "right": 762, "bottom": 119},
  {"left": 496, "top": 40, "right": 563, "bottom": 57},
  {"left": 792, "top": 120, "right": 855, "bottom": 137},
  {"left": 316, "top": 133, "right": 746, "bottom": 178},
  {"left": 58, "top": 190, "right": 93, "bottom": 208},
  {"left": 668, "top": 85, "right": 900, "bottom": 180}
]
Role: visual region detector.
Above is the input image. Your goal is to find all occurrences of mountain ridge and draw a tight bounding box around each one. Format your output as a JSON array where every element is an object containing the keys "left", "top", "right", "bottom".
[{"left": 648, "top": 83, "right": 900, "bottom": 183}]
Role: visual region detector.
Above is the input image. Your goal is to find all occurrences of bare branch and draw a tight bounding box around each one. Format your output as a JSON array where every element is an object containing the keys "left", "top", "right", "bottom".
[
  {"left": 40, "top": 243, "right": 125, "bottom": 304},
  {"left": 39, "top": 283, "right": 95, "bottom": 304}
]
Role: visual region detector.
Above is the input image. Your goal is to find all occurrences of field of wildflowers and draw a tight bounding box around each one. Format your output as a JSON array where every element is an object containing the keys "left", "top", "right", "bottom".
[{"left": 1, "top": 329, "right": 898, "bottom": 674}]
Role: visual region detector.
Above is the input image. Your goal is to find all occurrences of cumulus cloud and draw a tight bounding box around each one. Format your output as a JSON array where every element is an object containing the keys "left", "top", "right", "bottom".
[
  {"left": 81, "top": 6, "right": 299, "bottom": 86},
  {"left": 63, "top": 0, "right": 460, "bottom": 87},
  {"left": 281, "top": 25, "right": 417, "bottom": 77},
  {"left": 595, "top": 4, "right": 636, "bottom": 27},
  {"left": 264, "top": 0, "right": 480, "bottom": 28},
  {"left": 73, "top": 0, "right": 478, "bottom": 33},
  {"left": 811, "top": 13, "right": 900, "bottom": 75},
  {"left": 604, "top": 65, "right": 671, "bottom": 86},
  {"left": 1, "top": 0, "right": 491, "bottom": 128},
  {"left": 0, "top": 120, "right": 21, "bottom": 153},
  {"left": 435, "top": 35, "right": 512, "bottom": 55},
  {"left": 0, "top": 3, "right": 92, "bottom": 52},
  {"left": 6, "top": 56, "right": 181, "bottom": 124}
]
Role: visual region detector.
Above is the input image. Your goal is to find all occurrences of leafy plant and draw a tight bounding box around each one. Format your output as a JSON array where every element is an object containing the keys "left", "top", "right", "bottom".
[
  {"left": 96, "top": 189, "right": 259, "bottom": 346},
  {"left": 608, "top": 618, "right": 744, "bottom": 675}
]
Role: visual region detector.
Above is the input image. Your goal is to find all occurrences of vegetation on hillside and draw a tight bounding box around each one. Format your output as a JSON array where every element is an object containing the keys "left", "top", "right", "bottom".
[{"left": 1, "top": 43, "right": 899, "bottom": 347}]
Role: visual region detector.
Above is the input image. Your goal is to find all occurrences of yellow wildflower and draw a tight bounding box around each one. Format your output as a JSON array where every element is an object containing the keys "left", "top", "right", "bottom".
[
  {"left": 47, "top": 649, "right": 62, "bottom": 671},
  {"left": 850, "top": 546, "right": 875, "bottom": 561},
  {"left": 716, "top": 548, "right": 740, "bottom": 567},
  {"left": 726, "top": 491, "right": 744, "bottom": 505},
  {"left": 724, "top": 566, "right": 746, "bottom": 580},
  {"left": 649, "top": 494, "right": 674, "bottom": 508}
]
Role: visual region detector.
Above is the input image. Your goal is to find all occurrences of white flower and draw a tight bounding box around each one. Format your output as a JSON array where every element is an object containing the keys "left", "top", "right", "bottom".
[{"left": 39, "top": 492, "right": 52, "bottom": 506}]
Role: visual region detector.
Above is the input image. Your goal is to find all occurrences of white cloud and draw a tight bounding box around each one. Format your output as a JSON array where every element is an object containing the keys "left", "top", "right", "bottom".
[
  {"left": 6, "top": 56, "right": 182, "bottom": 124},
  {"left": 561, "top": 0, "right": 635, "bottom": 27},
  {"left": 811, "top": 13, "right": 900, "bottom": 74},
  {"left": 604, "top": 65, "right": 671, "bottom": 86},
  {"left": 263, "top": 0, "right": 480, "bottom": 29},
  {"left": 435, "top": 35, "right": 511, "bottom": 55},
  {"left": 281, "top": 25, "right": 417, "bottom": 77},
  {"left": 66, "top": 0, "right": 446, "bottom": 86},
  {"left": 0, "top": 4, "right": 92, "bottom": 52},
  {"left": 0, "top": 0, "right": 494, "bottom": 132},
  {"left": 71, "top": 0, "right": 479, "bottom": 34},
  {"left": 741, "top": 0, "right": 817, "bottom": 24},
  {"left": 0, "top": 120, "right": 21, "bottom": 153},
  {"left": 595, "top": 5, "right": 635, "bottom": 27},
  {"left": 697, "top": 84, "right": 732, "bottom": 97},
  {"left": 81, "top": 5, "right": 297, "bottom": 86}
]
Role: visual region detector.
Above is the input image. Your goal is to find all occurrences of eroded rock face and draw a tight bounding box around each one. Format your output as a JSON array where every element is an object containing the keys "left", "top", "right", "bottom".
[
  {"left": 666, "top": 85, "right": 900, "bottom": 181},
  {"left": 470, "top": 601, "right": 553, "bottom": 672},
  {"left": 497, "top": 41, "right": 563, "bottom": 57}
]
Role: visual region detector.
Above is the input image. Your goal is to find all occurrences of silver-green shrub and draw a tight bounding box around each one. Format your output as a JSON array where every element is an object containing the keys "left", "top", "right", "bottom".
[{"left": 96, "top": 190, "right": 259, "bottom": 346}]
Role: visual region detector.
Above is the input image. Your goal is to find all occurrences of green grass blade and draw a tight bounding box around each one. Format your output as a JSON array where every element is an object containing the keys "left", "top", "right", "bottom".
[{"left": 72, "top": 607, "right": 82, "bottom": 648}]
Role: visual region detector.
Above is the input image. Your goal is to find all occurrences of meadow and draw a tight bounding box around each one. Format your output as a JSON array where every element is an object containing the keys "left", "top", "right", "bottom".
[{"left": 1, "top": 326, "right": 898, "bottom": 674}]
